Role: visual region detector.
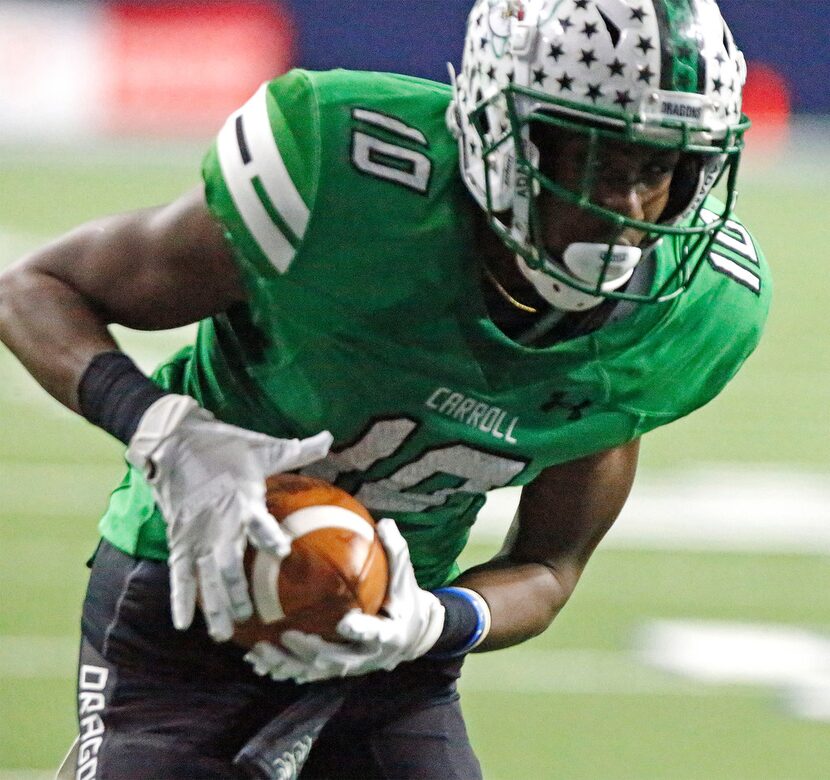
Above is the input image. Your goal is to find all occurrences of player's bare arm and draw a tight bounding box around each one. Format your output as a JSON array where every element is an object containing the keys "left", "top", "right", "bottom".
[
  {"left": 0, "top": 185, "right": 243, "bottom": 411},
  {"left": 0, "top": 186, "right": 333, "bottom": 643},
  {"left": 455, "top": 439, "right": 640, "bottom": 651}
]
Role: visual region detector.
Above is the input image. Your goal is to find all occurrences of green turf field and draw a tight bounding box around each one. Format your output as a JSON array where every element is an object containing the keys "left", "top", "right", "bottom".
[{"left": 1, "top": 125, "right": 828, "bottom": 778}]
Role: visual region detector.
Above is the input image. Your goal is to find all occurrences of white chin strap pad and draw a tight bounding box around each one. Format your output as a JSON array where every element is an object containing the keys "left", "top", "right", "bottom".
[{"left": 517, "top": 243, "right": 642, "bottom": 312}]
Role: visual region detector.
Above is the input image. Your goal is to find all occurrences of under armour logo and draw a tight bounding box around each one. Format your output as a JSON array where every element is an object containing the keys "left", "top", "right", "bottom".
[{"left": 541, "top": 392, "right": 593, "bottom": 421}]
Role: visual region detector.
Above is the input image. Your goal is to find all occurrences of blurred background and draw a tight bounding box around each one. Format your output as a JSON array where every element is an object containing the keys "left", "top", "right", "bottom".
[{"left": 0, "top": 1, "right": 828, "bottom": 777}]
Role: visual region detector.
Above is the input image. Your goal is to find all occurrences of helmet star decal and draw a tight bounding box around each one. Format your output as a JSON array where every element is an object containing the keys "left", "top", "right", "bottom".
[
  {"left": 607, "top": 57, "right": 626, "bottom": 76},
  {"left": 579, "top": 49, "right": 598, "bottom": 67},
  {"left": 556, "top": 72, "right": 575, "bottom": 91},
  {"left": 586, "top": 83, "right": 604, "bottom": 102},
  {"left": 637, "top": 35, "right": 654, "bottom": 54},
  {"left": 637, "top": 63, "right": 655, "bottom": 83}
]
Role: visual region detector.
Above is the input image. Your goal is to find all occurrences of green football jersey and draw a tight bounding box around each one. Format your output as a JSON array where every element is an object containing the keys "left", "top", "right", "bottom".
[{"left": 99, "top": 69, "right": 770, "bottom": 589}]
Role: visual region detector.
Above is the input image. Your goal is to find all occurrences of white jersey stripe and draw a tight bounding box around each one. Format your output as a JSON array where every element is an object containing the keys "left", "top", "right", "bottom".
[
  {"left": 281, "top": 505, "right": 375, "bottom": 543},
  {"left": 217, "top": 112, "right": 296, "bottom": 273},
  {"left": 244, "top": 83, "right": 311, "bottom": 239}
]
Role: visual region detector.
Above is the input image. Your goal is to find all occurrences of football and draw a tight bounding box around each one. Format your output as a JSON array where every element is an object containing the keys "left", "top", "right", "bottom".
[{"left": 230, "top": 473, "right": 389, "bottom": 649}]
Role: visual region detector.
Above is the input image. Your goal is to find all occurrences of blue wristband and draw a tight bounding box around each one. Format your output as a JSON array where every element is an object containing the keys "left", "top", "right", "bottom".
[{"left": 427, "top": 586, "right": 491, "bottom": 659}]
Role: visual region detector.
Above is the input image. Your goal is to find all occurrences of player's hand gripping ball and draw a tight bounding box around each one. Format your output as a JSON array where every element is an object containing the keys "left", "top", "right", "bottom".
[{"left": 229, "top": 474, "right": 389, "bottom": 649}]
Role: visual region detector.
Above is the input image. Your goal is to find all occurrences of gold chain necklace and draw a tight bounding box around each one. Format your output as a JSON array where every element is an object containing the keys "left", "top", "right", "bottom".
[{"left": 482, "top": 265, "right": 539, "bottom": 314}]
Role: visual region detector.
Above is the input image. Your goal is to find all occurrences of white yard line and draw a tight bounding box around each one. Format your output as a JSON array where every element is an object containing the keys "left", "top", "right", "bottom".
[
  {"left": 1, "top": 463, "right": 829, "bottom": 553},
  {"left": 475, "top": 467, "right": 830, "bottom": 553},
  {"left": 639, "top": 619, "right": 830, "bottom": 721}
]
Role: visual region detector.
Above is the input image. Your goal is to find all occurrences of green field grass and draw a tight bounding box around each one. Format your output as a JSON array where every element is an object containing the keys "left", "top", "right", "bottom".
[{"left": 1, "top": 125, "right": 828, "bottom": 778}]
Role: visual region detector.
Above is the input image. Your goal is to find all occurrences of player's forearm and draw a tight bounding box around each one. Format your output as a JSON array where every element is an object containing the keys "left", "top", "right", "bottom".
[
  {"left": 451, "top": 442, "right": 641, "bottom": 652},
  {"left": 452, "top": 558, "right": 577, "bottom": 651},
  {"left": 1, "top": 191, "right": 243, "bottom": 415},
  {"left": 0, "top": 260, "right": 117, "bottom": 412}
]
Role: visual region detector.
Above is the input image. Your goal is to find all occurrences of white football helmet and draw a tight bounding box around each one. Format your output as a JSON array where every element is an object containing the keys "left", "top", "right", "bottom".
[{"left": 448, "top": 0, "right": 749, "bottom": 309}]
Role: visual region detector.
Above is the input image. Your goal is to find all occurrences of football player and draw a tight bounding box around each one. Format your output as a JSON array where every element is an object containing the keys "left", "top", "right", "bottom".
[{"left": 0, "top": 1, "right": 769, "bottom": 777}]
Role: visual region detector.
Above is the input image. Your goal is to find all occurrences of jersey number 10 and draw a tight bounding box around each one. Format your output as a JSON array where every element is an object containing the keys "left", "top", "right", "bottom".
[{"left": 351, "top": 109, "right": 433, "bottom": 195}]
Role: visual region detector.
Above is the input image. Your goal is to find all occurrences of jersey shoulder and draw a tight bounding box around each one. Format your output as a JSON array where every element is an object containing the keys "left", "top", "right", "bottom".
[
  {"left": 690, "top": 195, "right": 771, "bottom": 302},
  {"left": 202, "top": 69, "right": 458, "bottom": 285},
  {"left": 601, "top": 198, "right": 770, "bottom": 427},
  {"left": 680, "top": 195, "right": 771, "bottom": 355}
]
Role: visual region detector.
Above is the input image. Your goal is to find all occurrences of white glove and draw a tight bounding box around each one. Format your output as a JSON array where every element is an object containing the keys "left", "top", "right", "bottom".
[
  {"left": 126, "top": 394, "right": 332, "bottom": 642},
  {"left": 244, "top": 518, "right": 445, "bottom": 683}
]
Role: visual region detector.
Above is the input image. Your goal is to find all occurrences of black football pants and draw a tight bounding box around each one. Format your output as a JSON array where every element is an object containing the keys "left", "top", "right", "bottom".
[{"left": 75, "top": 540, "right": 483, "bottom": 779}]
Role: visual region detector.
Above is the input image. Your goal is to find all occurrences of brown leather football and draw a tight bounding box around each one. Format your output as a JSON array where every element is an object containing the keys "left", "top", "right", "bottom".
[{"left": 231, "top": 473, "right": 388, "bottom": 649}]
